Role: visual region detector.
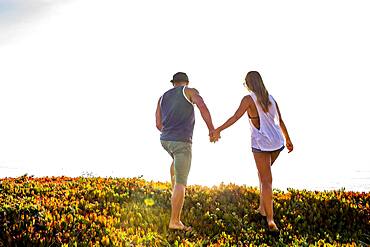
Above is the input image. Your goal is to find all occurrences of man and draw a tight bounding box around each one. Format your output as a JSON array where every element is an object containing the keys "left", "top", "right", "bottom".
[{"left": 155, "top": 72, "right": 218, "bottom": 231}]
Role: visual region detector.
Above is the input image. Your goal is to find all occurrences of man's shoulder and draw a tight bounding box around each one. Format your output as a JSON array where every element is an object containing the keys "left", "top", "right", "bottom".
[
  {"left": 163, "top": 87, "right": 176, "bottom": 94},
  {"left": 184, "top": 87, "right": 199, "bottom": 96},
  {"left": 161, "top": 87, "right": 177, "bottom": 99}
]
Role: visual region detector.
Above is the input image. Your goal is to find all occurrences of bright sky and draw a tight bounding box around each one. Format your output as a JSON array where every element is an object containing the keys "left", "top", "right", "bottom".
[{"left": 1, "top": 0, "right": 369, "bottom": 191}]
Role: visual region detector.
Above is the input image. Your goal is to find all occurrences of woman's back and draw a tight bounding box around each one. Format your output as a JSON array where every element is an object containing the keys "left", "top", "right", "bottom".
[
  {"left": 213, "top": 70, "right": 294, "bottom": 232},
  {"left": 248, "top": 92, "right": 284, "bottom": 151}
]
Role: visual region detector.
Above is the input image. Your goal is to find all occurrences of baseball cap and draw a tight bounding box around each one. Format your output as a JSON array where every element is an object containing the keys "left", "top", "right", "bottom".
[{"left": 170, "top": 72, "right": 189, "bottom": 83}]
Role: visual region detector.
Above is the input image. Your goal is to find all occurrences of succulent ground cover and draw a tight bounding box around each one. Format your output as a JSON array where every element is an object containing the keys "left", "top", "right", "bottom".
[{"left": 0, "top": 175, "right": 369, "bottom": 246}]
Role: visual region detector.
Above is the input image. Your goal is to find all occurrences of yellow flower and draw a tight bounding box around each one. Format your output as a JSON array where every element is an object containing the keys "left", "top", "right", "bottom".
[
  {"left": 101, "top": 236, "right": 110, "bottom": 246},
  {"left": 144, "top": 198, "right": 155, "bottom": 207}
]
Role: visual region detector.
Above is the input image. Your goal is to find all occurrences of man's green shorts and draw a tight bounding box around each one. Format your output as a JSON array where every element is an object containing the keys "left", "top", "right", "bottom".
[{"left": 161, "top": 140, "right": 192, "bottom": 186}]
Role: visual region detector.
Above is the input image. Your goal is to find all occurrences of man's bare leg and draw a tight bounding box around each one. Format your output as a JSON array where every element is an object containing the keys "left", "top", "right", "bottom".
[
  {"left": 170, "top": 161, "right": 175, "bottom": 190},
  {"left": 169, "top": 183, "right": 191, "bottom": 230}
]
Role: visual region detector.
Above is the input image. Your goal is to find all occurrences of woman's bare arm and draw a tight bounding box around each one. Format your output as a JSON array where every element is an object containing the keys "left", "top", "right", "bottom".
[
  {"left": 275, "top": 101, "right": 293, "bottom": 153},
  {"left": 216, "top": 96, "right": 249, "bottom": 132}
]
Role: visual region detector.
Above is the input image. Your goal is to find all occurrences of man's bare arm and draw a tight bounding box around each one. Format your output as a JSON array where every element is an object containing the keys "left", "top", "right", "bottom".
[
  {"left": 186, "top": 88, "right": 215, "bottom": 133},
  {"left": 155, "top": 97, "right": 163, "bottom": 131}
]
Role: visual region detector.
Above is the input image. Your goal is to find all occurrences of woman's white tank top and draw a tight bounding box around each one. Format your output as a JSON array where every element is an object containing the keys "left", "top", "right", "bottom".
[{"left": 249, "top": 92, "right": 285, "bottom": 151}]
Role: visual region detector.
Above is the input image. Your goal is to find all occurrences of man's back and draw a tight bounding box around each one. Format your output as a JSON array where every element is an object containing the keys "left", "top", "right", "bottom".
[
  {"left": 160, "top": 86, "right": 195, "bottom": 143},
  {"left": 155, "top": 72, "right": 217, "bottom": 231}
]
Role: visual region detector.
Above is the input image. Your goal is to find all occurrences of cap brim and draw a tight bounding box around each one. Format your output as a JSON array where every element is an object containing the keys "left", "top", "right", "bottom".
[{"left": 170, "top": 79, "right": 189, "bottom": 83}]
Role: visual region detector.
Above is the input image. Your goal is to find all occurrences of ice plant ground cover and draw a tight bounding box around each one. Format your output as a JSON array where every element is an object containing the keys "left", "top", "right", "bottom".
[{"left": 0, "top": 175, "right": 369, "bottom": 246}]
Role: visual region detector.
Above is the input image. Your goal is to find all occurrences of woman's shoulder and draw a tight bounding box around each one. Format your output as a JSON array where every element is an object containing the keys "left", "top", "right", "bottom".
[
  {"left": 242, "top": 94, "right": 254, "bottom": 105},
  {"left": 244, "top": 93, "right": 255, "bottom": 101}
]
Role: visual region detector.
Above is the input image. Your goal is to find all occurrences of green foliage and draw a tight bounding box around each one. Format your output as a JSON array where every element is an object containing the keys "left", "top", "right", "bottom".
[{"left": 0, "top": 176, "right": 368, "bottom": 246}]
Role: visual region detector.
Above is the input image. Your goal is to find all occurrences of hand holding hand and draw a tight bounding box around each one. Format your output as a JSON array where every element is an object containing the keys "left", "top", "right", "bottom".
[
  {"left": 209, "top": 129, "right": 221, "bottom": 143},
  {"left": 209, "top": 130, "right": 221, "bottom": 143}
]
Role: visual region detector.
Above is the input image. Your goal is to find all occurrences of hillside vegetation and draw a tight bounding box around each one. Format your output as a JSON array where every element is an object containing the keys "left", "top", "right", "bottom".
[{"left": 0, "top": 176, "right": 369, "bottom": 246}]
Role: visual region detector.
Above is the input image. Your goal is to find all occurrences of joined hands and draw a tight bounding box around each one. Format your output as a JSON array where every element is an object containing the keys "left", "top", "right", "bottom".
[{"left": 209, "top": 128, "right": 221, "bottom": 143}]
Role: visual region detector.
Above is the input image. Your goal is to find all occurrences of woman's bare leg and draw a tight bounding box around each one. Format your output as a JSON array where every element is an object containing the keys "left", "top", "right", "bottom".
[
  {"left": 253, "top": 152, "right": 278, "bottom": 230},
  {"left": 257, "top": 150, "right": 280, "bottom": 215},
  {"left": 257, "top": 171, "right": 266, "bottom": 216},
  {"left": 270, "top": 150, "right": 281, "bottom": 166}
]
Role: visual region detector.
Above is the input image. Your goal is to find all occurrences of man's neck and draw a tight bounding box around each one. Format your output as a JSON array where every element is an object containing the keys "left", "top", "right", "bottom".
[{"left": 173, "top": 82, "right": 188, "bottom": 87}]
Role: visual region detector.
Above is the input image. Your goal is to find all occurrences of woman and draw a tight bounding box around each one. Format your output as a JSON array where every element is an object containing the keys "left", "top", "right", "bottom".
[{"left": 214, "top": 71, "right": 293, "bottom": 231}]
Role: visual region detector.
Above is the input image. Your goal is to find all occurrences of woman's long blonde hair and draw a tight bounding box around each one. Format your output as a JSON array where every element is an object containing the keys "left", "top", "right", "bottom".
[{"left": 245, "top": 71, "right": 271, "bottom": 113}]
